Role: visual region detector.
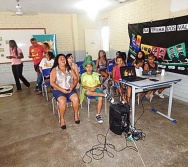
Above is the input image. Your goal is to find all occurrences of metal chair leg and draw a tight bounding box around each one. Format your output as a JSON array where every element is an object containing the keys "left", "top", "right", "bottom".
[
  {"left": 87, "top": 98, "right": 90, "bottom": 117},
  {"left": 57, "top": 101, "right": 60, "bottom": 124},
  {"left": 45, "top": 86, "right": 48, "bottom": 101},
  {"left": 105, "top": 98, "right": 107, "bottom": 115},
  {"left": 52, "top": 97, "right": 55, "bottom": 114},
  {"left": 42, "top": 83, "right": 44, "bottom": 96}
]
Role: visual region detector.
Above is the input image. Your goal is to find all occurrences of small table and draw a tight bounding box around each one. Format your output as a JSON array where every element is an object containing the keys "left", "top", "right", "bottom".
[{"left": 121, "top": 74, "right": 182, "bottom": 128}]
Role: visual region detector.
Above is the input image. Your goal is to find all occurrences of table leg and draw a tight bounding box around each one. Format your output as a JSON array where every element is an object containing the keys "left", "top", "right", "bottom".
[
  {"left": 168, "top": 83, "right": 174, "bottom": 118},
  {"left": 151, "top": 83, "right": 177, "bottom": 123},
  {"left": 131, "top": 87, "right": 136, "bottom": 128}
]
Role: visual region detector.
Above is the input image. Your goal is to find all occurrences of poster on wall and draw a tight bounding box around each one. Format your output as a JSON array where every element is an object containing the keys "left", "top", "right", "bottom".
[
  {"left": 129, "top": 33, "right": 142, "bottom": 59},
  {"left": 140, "top": 44, "right": 166, "bottom": 61},
  {"left": 128, "top": 15, "right": 188, "bottom": 75},
  {"left": 33, "top": 34, "right": 58, "bottom": 56}
]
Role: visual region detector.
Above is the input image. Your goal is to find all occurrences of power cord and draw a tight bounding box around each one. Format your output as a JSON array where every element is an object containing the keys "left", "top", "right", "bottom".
[
  {"left": 82, "top": 102, "right": 146, "bottom": 164},
  {"left": 82, "top": 128, "right": 138, "bottom": 164}
]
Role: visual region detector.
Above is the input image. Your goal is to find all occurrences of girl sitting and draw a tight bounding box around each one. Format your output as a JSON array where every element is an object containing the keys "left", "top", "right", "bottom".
[
  {"left": 37, "top": 51, "right": 54, "bottom": 95},
  {"left": 112, "top": 56, "right": 130, "bottom": 103},
  {"left": 66, "top": 53, "right": 80, "bottom": 89},
  {"left": 96, "top": 50, "right": 109, "bottom": 88},
  {"left": 132, "top": 51, "right": 145, "bottom": 66}
]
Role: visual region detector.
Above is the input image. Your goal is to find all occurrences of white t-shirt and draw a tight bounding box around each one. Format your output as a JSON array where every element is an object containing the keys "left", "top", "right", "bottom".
[
  {"left": 135, "top": 67, "right": 143, "bottom": 76},
  {"left": 39, "top": 58, "right": 54, "bottom": 69}
]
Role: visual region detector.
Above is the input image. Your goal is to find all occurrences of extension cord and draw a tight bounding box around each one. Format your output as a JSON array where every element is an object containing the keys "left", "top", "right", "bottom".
[{"left": 127, "top": 134, "right": 135, "bottom": 142}]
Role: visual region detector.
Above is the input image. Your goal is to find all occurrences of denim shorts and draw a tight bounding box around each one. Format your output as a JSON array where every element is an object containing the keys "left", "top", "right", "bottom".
[
  {"left": 99, "top": 68, "right": 107, "bottom": 72},
  {"left": 53, "top": 89, "right": 77, "bottom": 100},
  {"left": 114, "top": 82, "right": 120, "bottom": 88},
  {"left": 84, "top": 88, "right": 102, "bottom": 101}
]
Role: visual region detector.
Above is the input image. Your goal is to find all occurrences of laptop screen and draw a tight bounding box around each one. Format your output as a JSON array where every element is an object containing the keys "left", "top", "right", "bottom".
[{"left": 120, "top": 66, "right": 136, "bottom": 79}]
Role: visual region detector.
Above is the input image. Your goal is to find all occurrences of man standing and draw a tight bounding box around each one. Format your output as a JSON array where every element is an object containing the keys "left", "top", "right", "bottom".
[{"left": 29, "top": 38, "right": 46, "bottom": 91}]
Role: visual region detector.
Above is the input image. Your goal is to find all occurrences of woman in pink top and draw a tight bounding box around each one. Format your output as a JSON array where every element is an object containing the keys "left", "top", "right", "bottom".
[{"left": 6, "top": 40, "right": 30, "bottom": 91}]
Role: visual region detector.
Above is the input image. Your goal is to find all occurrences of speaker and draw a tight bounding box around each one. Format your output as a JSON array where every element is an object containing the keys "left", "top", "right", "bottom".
[{"left": 109, "top": 103, "right": 130, "bottom": 135}]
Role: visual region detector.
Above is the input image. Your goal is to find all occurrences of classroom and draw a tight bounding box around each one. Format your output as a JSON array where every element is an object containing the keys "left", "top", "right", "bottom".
[{"left": 0, "top": 0, "right": 188, "bottom": 166}]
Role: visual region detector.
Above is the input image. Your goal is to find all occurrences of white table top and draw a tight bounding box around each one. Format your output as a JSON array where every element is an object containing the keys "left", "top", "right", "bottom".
[{"left": 121, "top": 74, "right": 182, "bottom": 89}]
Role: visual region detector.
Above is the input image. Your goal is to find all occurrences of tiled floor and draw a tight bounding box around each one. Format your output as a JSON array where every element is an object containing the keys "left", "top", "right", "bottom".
[{"left": 0, "top": 82, "right": 188, "bottom": 167}]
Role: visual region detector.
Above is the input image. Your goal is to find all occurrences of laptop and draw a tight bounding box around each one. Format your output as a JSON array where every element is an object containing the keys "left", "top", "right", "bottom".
[{"left": 120, "top": 66, "right": 146, "bottom": 82}]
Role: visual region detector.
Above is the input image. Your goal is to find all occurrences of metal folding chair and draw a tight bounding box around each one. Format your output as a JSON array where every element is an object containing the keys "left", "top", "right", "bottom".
[
  {"left": 41, "top": 68, "right": 51, "bottom": 101},
  {"left": 52, "top": 97, "right": 72, "bottom": 115},
  {"left": 80, "top": 86, "right": 107, "bottom": 118}
]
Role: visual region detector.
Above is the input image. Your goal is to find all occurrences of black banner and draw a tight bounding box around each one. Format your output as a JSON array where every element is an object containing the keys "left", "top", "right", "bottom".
[{"left": 128, "top": 15, "right": 188, "bottom": 75}]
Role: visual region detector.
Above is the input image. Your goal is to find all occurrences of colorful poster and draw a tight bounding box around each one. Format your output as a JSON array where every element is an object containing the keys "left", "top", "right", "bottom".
[
  {"left": 141, "top": 44, "right": 152, "bottom": 55},
  {"left": 167, "top": 43, "right": 186, "bottom": 62},
  {"left": 152, "top": 46, "right": 166, "bottom": 60},
  {"left": 136, "top": 35, "right": 141, "bottom": 49},
  {"left": 129, "top": 34, "right": 142, "bottom": 56},
  {"left": 141, "top": 44, "right": 166, "bottom": 61},
  {"left": 33, "top": 34, "right": 58, "bottom": 56},
  {"left": 128, "top": 15, "right": 188, "bottom": 75}
]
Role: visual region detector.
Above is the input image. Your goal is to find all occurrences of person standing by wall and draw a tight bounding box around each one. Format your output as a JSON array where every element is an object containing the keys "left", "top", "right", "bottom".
[
  {"left": 6, "top": 40, "right": 30, "bottom": 92},
  {"left": 29, "top": 38, "right": 46, "bottom": 91}
]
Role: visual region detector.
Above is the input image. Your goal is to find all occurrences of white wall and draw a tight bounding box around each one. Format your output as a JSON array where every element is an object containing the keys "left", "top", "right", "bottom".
[
  {"left": 0, "top": 62, "right": 36, "bottom": 85},
  {"left": 164, "top": 72, "right": 188, "bottom": 102}
]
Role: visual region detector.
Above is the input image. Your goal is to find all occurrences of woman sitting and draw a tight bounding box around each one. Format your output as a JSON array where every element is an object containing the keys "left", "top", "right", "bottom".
[{"left": 50, "top": 54, "right": 80, "bottom": 129}]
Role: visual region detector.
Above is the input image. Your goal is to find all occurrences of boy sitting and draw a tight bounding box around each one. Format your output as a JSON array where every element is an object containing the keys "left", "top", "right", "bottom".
[{"left": 80, "top": 55, "right": 114, "bottom": 123}]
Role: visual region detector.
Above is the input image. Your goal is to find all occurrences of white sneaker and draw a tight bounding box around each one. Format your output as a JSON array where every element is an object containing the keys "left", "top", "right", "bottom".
[
  {"left": 155, "top": 91, "right": 164, "bottom": 98},
  {"left": 105, "top": 93, "right": 114, "bottom": 103},
  {"left": 96, "top": 114, "right": 103, "bottom": 123}
]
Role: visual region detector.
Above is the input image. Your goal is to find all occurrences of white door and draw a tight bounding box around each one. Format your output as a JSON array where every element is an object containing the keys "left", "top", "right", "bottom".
[{"left": 84, "top": 29, "right": 101, "bottom": 60}]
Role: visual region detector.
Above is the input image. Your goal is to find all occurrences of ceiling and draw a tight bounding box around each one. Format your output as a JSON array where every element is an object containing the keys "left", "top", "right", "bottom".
[{"left": 0, "top": 0, "right": 130, "bottom": 15}]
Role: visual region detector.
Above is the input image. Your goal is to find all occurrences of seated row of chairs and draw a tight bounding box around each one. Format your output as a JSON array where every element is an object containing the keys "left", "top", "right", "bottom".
[
  {"left": 40, "top": 63, "right": 106, "bottom": 118},
  {"left": 41, "top": 59, "right": 131, "bottom": 118}
]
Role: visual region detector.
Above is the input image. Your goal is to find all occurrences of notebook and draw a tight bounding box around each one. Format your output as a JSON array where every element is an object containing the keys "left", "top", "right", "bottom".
[{"left": 120, "top": 66, "right": 146, "bottom": 82}]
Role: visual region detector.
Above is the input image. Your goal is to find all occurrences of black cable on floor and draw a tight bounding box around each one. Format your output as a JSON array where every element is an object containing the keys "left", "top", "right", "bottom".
[{"left": 82, "top": 128, "right": 138, "bottom": 164}]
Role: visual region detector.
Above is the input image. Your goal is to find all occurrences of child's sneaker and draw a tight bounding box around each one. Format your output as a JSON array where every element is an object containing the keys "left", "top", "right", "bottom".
[
  {"left": 155, "top": 90, "right": 164, "bottom": 98},
  {"left": 105, "top": 93, "right": 114, "bottom": 103},
  {"left": 96, "top": 114, "right": 103, "bottom": 123}
]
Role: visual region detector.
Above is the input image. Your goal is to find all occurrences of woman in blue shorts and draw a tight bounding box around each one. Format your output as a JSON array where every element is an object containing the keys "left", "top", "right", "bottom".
[{"left": 50, "top": 54, "right": 80, "bottom": 129}]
